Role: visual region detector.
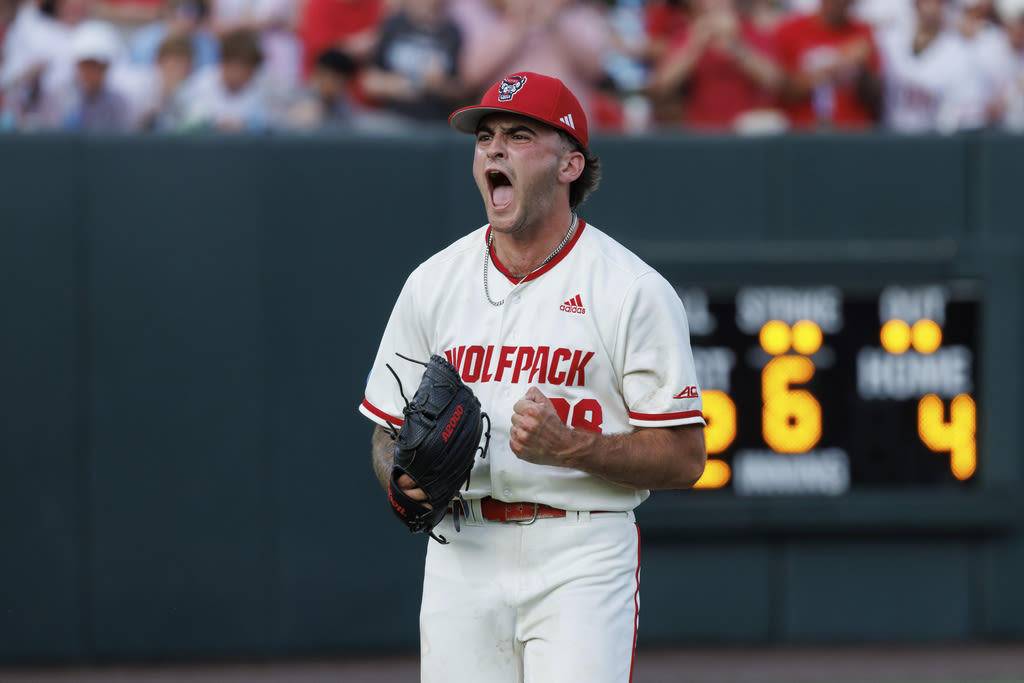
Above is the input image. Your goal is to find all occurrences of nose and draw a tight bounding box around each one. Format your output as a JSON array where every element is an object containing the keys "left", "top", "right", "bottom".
[{"left": 486, "top": 134, "right": 507, "bottom": 158}]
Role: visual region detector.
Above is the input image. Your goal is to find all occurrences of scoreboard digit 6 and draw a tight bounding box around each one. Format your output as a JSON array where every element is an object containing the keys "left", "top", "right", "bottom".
[{"left": 676, "top": 282, "right": 980, "bottom": 495}]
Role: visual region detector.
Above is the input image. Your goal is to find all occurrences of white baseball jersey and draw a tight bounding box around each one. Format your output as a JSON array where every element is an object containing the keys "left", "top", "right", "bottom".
[
  {"left": 879, "top": 27, "right": 987, "bottom": 133},
  {"left": 360, "top": 219, "right": 705, "bottom": 512}
]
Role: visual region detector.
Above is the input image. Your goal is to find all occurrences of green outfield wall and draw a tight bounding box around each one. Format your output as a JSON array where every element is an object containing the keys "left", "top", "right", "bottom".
[{"left": 0, "top": 131, "right": 1021, "bottom": 662}]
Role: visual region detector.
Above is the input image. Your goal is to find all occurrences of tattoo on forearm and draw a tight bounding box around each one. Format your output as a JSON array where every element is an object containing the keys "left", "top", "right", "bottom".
[{"left": 371, "top": 425, "right": 396, "bottom": 489}]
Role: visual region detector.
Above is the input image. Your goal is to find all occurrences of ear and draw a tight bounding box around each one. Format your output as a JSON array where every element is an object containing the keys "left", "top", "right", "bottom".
[{"left": 557, "top": 148, "right": 585, "bottom": 185}]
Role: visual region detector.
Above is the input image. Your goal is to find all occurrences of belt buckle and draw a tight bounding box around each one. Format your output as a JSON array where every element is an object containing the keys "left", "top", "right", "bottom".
[{"left": 512, "top": 502, "right": 539, "bottom": 525}]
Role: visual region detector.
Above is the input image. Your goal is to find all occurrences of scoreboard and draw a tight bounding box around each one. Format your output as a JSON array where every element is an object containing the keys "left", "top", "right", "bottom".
[{"left": 676, "top": 282, "right": 981, "bottom": 496}]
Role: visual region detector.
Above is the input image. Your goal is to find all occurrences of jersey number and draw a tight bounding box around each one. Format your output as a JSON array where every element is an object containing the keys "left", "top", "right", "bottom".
[{"left": 549, "top": 398, "right": 604, "bottom": 433}]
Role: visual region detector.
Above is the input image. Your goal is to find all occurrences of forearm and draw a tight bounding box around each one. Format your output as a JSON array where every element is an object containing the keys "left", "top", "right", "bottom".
[
  {"left": 561, "top": 426, "right": 706, "bottom": 491},
  {"left": 371, "top": 424, "right": 395, "bottom": 489},
  {"left": 729, "top": 43, "right": 783, "bottom": 90},
  {"left": 361, "top": 68, "right": 417, "bottom": 102},
  {"left": 650, "top": 39, "right": 705, "bottom": 94}
]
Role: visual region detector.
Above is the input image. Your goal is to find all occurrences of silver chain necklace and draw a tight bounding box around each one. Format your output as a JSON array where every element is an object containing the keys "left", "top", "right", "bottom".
[{"left": 483, "top": 213, "right": 578, "bottom": 307}]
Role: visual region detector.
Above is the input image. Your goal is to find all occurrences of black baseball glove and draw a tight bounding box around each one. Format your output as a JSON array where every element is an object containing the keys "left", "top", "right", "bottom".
[{"left": 384, "top": 354, "right": 489, "bottom": 543}]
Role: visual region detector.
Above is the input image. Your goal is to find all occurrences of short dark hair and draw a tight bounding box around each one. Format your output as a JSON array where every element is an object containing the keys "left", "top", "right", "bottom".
[
  {"left": 157, "top": 35, "right": 194, "bottom": 61},
  {"left": 316, "top": 48, "right": 358, "bottom": 77},
  {"left": 220, "top": 29, "right": 263, "bottom": 67},
  {"left": 559, "top": 131, "right": 601, "bottom": 210}
]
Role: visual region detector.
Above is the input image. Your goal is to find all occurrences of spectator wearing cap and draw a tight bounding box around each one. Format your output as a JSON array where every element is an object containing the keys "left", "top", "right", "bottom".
[
  {"left": 773, "top": 0, "right": 883, "bottom": 129},
  {"left": 38, "top": 19, "right": 135, "bottom": 129},
  {"left": 0, "top": 0, "right": 112, "bottom": 126}
]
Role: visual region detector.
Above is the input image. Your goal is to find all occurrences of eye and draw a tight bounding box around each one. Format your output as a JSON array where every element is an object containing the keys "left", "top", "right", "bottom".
[{"left": 477, "top": 133, "right": 492, "bottom": 142}]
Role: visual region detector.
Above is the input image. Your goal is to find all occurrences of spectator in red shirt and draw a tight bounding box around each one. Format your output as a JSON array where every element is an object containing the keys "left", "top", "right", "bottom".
[
  {"left": 645, "top": 0, "right": 690, "bottom": 65},
  {"left": 649, "top": 0, "right": 783, "bottom": 131},
  {"left": 774, "top": 0, "right": 883, "bottom": 129},
  {"left": 297, "top": 0, "right": 384, "bottom": 79},
  {"left": 643, "top": 0, "right": 690, "bottom": 124}
]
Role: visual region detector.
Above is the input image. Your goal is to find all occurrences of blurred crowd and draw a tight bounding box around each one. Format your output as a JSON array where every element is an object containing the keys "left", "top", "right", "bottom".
[{"left": 1, "top": 0, "right": 1023, "bottom": 134}]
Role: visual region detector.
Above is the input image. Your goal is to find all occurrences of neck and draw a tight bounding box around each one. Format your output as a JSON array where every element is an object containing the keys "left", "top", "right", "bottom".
[
  {"left": 914, "top": 24, "right": 941, "bottom": 52},
  {"left": 491, "top": 211, "right": 577, "bottom": 279},
  {"left": 819, "top": 12, "right": 846, "bottom": 29}
]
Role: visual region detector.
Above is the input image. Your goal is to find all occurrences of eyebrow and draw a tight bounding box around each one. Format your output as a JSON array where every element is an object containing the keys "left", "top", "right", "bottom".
[{"left": 476, "top": 123, "right": 537, "bottom": 137}]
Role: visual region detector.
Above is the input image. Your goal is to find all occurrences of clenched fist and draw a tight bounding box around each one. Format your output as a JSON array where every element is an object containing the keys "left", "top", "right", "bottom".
[{"left": 510, "top": 386, "right": 580, "bottom": 467}]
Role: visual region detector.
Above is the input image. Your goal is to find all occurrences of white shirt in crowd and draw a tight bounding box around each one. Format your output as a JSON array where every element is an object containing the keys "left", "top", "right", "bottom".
[
  {"left": 175, "top": 64, "right": 275, "bottom": 130},
  {"left": 879, "top": 26, "right": 987, "bottom": 133}
]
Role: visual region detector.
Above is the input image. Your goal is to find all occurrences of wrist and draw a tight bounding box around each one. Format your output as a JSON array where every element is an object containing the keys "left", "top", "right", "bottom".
[
  {"left": 560, "top": 428, "right": 599, "bottom": 471},
  {"left": 727, "top": 39, "right": 750, "bottom": 60}
]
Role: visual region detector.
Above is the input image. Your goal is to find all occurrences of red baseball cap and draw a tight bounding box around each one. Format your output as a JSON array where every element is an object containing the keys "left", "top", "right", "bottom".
[{"left": 448, "top": 72, "right": 589, "bottom": 149}]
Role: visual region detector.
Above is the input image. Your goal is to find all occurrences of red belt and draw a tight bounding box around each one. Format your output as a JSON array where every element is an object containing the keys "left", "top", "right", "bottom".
[{"left": 478, "top": 496, "right": 567, "bottom": 523}]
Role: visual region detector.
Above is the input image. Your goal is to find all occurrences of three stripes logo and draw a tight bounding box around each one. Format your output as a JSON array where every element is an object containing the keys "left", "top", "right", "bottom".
[
  {"left": 559, "top": 113, "right": 575, "bottom": 130},
  {"left": 560, "top": 294, "right": 586, "bottom": 315}
]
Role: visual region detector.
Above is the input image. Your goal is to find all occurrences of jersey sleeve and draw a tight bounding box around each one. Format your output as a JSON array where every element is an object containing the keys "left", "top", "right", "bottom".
[
  {"left": 618, "top": 271, "right": 706, "bottom": 428},
  {"left": 358, "top": 268, "right": 432, "bottom": 428}
]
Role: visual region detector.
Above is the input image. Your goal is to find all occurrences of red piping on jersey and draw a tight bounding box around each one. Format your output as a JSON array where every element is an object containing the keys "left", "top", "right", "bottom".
[
  {"left": 361, "top": 398, "right": 403, "bottom": 427},
  {"left": 629, "top": 522, "right": 641, "bottom": 683},
  {"left": 628, "top": 409, "right": 704, "bottom": 422},
  {"left": 485, "top": 220, "right": 587, "bottom": 284}
]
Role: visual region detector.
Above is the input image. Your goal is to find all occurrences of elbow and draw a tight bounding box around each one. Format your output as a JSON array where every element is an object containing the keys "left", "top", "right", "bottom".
[
  {"left": 676, "top": 450, "right": 707, "bottom": 489},
  {"left": 660, "top": 425, "right": 707, "bottom": 490}
]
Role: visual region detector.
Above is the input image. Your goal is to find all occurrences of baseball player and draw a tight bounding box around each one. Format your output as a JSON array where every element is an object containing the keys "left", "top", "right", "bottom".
[{"left": 359, "top": 71, "right": 707, "bottom": 683}]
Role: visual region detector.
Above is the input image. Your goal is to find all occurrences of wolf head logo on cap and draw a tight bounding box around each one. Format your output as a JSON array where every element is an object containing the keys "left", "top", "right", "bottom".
[{"left": 497, "top": 75, "right": 527, "bottom": 102}]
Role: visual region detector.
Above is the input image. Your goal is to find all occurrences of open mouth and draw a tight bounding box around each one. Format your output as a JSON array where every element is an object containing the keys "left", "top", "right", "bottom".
[{"left": 487, "top": 170, "right": 513, "bottom": 211}]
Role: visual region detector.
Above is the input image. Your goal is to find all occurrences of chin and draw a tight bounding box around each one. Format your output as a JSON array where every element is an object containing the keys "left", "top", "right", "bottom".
[{"left": 486, "top": 212, "right": 521, "bottom": 233}]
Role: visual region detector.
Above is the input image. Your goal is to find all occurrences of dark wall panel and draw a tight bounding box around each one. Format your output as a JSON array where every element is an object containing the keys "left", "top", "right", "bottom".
[
  {"left": 0, "top": 137, "right": 84, "bottom": 660},
  {"left": 639, "top": 543, "right": 776, "bottom": 644},
  {"left": 258, "top": 137, "right": 442, "bottom": 652},
  {"left": 775, "top": 136, "right": 969, "bottom": 240},
  {"left": 82, "top": 139, "right": 275, "bottom": 656},
  {"left": 782, "top": 540, "right": 972, "bottom": 641},
  {"left": 585, "top": 135, "right": 773, "bottom": 244}
]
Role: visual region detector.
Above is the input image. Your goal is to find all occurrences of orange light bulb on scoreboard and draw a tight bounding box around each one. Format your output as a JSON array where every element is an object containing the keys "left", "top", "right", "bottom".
[
  {"left": 911, "top": 319, "right": 942, "bottom": 354},
  {"left": 880, "top": 319, "right": 912, "bottom": 354},
  {"left": 759, "top": 320, "right": 791, "bottom": 355},
  {"left": 791, "top": 320, "right": 823, "bottom": 355}
]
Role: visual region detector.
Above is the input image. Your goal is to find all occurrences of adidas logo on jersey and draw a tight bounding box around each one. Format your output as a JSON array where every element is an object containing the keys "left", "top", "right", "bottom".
[
  {"left": 560, "top": 294, "right": 585, "bottom": 315},
  {"left": 559, "top": 114, "right": 575, "bottom": 129},
  {"left": 673, "top": 386, "right": 698, "bottom": 399}
]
